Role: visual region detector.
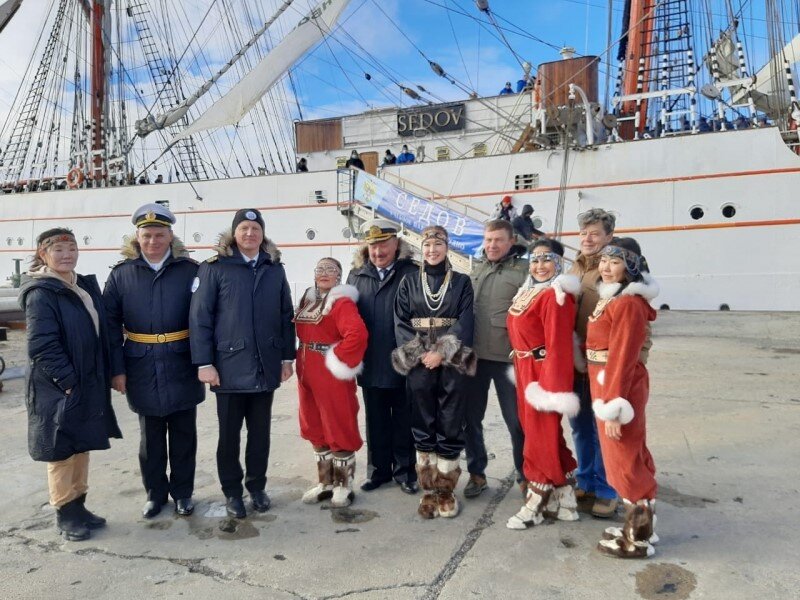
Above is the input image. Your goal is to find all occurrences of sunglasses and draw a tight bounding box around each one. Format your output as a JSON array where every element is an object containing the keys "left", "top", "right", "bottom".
[{"left": 314, "top": 266, "right": 341, "bottom": 276}]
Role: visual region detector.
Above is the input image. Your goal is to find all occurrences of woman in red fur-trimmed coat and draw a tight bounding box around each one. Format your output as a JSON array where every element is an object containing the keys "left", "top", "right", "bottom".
[
  {"left": 505, "top": 239, "right": 582, "bottom": 530},
  {"left": 586, "top": 237, "right": 659, "bottom": 559},
  {"left": 294, "top": 257, "right": 368, "bottom": 508}
]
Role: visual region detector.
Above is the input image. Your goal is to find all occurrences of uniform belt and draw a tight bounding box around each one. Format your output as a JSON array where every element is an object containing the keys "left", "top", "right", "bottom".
[
  {"left": 509, "top": 345, "right": 546, "bottom": 360},
  {"left": 411, "top": 317, "right": 456, "bottom": 330},
  {"left": 586, "top": 349, "right": 609, "bottom": 363},
  {"left": 299, "top": 341, "right": 331, "bottom": 353},
  {"left": 124, "top": 329, "right": 189, "bottom": 344}
]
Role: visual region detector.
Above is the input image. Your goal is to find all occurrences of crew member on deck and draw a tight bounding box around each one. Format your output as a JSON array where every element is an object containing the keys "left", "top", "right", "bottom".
[
  {"left": 392, "top": 226, "right": 476, "bottom": 520},
  {"left": 346, "top": 150, "right": 365, "bottom": 170},
  {"left": 104, "top": 203, "right": 205, "bottom": 519},
  {"left": 396, "top": 145, "right": 415, "bottom": 164},
  {"left": 295, "top": 258, "right": 368, "bottom": 508}
]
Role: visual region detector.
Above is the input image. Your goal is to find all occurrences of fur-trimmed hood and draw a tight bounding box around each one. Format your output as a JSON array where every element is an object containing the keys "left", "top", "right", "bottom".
[
  {"left": 513, "top": 273, "right": 581, "bottom": 306},
  {"left": 598, "top": 272, "right": 660, "bottom": 300},
  {"left": 298, "top": 284, "right": 359, "bottom": 316},
  {"left": 214, "top": 230, "right": 281, "bottom": 263},
  {"left": 120, "top": 234, "right": 190, "bottom": 260},
  {"left": 351, "top": 238, "right": 414, "bottom": 270}
]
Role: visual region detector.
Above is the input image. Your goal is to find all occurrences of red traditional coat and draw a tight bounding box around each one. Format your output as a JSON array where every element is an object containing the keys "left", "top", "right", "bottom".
[
  {"left": 507, "top": 274, "right": 580, "bottom": 416},
  {"left": 586, "top": 274, "right": 659, "bottom": 501},
  {"left": 586, "top": 277, "right": 658, "bottom": 424},
  {"left": 294, "top": 284, "right": 368, "bottom": 451}
]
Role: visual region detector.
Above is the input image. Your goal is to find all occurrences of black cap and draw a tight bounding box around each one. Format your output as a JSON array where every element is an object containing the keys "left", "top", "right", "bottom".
[{"left": 231, "top": 209, "right": 265, "bottom": 234}]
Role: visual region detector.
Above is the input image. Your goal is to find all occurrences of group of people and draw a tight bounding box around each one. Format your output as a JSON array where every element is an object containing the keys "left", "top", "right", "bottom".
[
  {"left": 21, "top": 201, "right": 660, "bottom": 559},
  {"left": 489, "top": 195, "right": 544, "bottom": 243}
]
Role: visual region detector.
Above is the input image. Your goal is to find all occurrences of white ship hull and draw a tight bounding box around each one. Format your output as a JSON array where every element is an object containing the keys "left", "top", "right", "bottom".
[{"left": 1, "top": 127, "right": 798, "bottom": 311}]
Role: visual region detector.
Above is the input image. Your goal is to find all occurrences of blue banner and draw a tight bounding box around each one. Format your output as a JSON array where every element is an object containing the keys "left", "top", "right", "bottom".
[{"left": 353, "top": 171, "right": 485, "bottom": 258}]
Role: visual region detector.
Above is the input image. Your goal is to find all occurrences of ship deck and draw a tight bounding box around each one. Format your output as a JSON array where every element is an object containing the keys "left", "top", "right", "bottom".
[{"left": 0, "top": 311, "right": 798, "bottom": 599}]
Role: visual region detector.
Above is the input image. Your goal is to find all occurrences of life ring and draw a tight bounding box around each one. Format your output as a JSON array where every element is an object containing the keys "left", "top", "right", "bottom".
[{"left": 66, "top": 168, "right": 84, "bottom": 189}]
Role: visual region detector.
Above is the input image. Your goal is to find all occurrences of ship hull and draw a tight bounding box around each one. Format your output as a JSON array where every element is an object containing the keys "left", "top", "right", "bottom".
[{"left": 1, "top": 127, "right": 797, "bottom": 310}]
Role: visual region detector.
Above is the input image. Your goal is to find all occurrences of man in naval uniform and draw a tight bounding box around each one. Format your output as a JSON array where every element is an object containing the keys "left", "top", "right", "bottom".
[
  {"left": 104, "top": 203, "right": 205, "bottom": 518},
  {"left": 189, "top": 209, "right": 296, "bottom": 519},
  {"left": 346, "top": 219, "right": 419, "bottom": 494}
]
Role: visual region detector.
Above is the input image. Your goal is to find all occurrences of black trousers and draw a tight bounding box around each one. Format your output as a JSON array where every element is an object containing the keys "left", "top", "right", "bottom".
[
  {"left": 362, "top": 386, "right": 416, "bottom": 484},
  {"left": 138, "top": 406, "right": 198, "bottom": 502},
  {"left": 463, "top": 359, "right": 525, "bottom": 481},
  {"left": 216, "top": 391, "right": 274, "bottom": 498},
  {"left": 407, "top": 365, "right": 465, "bottom": 460}
]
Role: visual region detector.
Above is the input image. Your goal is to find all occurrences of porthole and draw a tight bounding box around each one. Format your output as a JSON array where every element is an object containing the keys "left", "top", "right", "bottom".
[
  {"left": 689, "top": 206, "right": 704, "bottom": 220},
  {"left": 306, "top": 228, "right": 316, "bottom": 241},
  {"left": 721, "top": 204, "right": 736, "bottom": 218},
  {"left": 532, "top": 217, "right": 543, "bottom": 229},
  {"left": 342, "top": 227, "right": 352, "bottom": 239},
  {"left": 193, "top": 232, "right": 202, "bottom": 242},
  {"left": 719, "top": 303, "right": 730, "bottom": 311}
]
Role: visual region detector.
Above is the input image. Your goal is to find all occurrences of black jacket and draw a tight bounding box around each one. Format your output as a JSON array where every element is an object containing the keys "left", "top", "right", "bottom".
[
  {"left": 511, "top": 215, "right": 543, "bottom": 241},
  {"left": 103, "top": 239, "right": 205, "bottom": 417},
  {"left": 189, "top": 233, "right": 296, "bottom": 393},
  {"left": 346, "top": 158, "right": 365, "bottom": 170},
  {"left": 392, "top": 263, "right": 476, "bottom": 375},
  {"left": 19, "top": 273, "right": 122, "bottom": 462},
  {"left": 346, "top": 241, "right": 417, "bottom": 388}
]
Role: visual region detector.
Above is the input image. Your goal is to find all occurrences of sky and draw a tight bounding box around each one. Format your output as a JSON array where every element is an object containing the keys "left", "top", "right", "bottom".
[{"left": 0, "top": 0, "right": 785, "bottom": 174}]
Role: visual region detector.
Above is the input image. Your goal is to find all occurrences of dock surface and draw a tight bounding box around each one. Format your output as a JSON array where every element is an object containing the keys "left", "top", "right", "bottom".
[{"left": 1, "top": 311, "right": 798, "bottom": 600}]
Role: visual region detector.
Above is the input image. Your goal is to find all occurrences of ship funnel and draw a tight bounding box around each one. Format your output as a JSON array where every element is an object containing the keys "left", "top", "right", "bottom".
[{"left": 560, "top": 47, "right": 576, "bottom": 60}]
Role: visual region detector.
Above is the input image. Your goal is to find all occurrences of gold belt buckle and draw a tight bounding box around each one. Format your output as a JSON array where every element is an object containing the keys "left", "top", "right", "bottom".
[{"left": 156, "top": 333, "right": 167, "bottom": 343}]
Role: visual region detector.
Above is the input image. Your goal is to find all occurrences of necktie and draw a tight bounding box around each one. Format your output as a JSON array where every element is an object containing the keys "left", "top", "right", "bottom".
[
  {"left": 248, "top": 259, "right": 256, "bottom": 270},
  {"left": 379, "top": 268, "right": 387, "bottom": 281}
]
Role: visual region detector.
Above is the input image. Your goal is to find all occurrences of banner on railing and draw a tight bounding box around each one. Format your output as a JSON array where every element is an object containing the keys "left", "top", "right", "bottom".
[{"left": 353, "top": 170, "right": 484, "bottom": 258}]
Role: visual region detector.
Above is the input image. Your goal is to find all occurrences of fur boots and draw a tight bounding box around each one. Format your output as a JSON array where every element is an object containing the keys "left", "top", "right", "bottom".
[
  {"left": 302, "top": 450, "right": 335, "bottom": 504},
  {"left": 506, "top": 482, "right": 552, "bottom": 530},
  {"left": 597, "top": 499, "right": 657, "bottom": 558},
  {"left": 331, "top": 454, "right": 356, "bottom": 508}
]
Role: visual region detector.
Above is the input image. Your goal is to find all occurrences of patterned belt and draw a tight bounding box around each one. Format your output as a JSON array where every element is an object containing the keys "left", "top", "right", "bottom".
[
  {"left": 586, "top": 349, "right": 609, "bottom": 363},
  {"left": 411, "top": 317, "right": 456, "bottom": 330},
  {"left": 299, "top": 341, "right": 331, "bottom": 354},
  {"left": 124, "top": 329, "right": 189, "bottom": 344},
  {"left": 509, "top": 345, "right": 546, "bottom": 360}
]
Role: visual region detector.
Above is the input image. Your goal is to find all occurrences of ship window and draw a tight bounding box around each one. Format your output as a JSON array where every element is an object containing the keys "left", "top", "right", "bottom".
[
  {"left": 515, "top": 173, "right": 539, "bottom": 190},
  {"left": 721, "top": 204, "right": 736, "bottom": 218},
  {"left": 306, "top": 229, "right": 316, "bottom": 240},
  {"left": 533, "top": 217, "right": 543, "bottom": 229},
  {"left": 436, "top": 146, "right": 450, "bottom": 161},
  {"left": 689, "top": 206, "right": 704, "bottom": 220},
  {"left": 473, "top": 143, "right": 487, "bottom": 157},
  {"left": 342, "top": 227, "right": 352, "bottom": 239}
]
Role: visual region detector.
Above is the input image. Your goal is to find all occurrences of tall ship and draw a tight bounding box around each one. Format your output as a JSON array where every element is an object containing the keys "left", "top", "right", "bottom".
[{"left": 0, "top": 0, "right": 799, "bottom": 311}]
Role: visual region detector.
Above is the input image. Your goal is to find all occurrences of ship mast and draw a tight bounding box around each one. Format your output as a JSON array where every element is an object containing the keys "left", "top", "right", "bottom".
[
  {"left": 89, "top": 0, "right": 108, "bottom": 183},
  {"left": 619, "top": 0, "right": 656, "bottom": 137}
]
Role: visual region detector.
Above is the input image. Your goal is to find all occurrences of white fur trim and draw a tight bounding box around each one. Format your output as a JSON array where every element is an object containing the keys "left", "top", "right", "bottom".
[
  {"left": 596, "top": 369, "right": 605, "bottom": 386},
  {"left": 551, "top": 274, "right": 580, "bottom": 306},
  {"left": 322, "top": 284, "right": 360, "bottom": 316},
  {"left": 437, "top": 457, "right": 460, "bottom": 473},
  {"left": 573, "top": 332, "right": 587, "bottom": 374},
  {"left": 506, "top": 365, "right": 516, "bottom": 386},
  {"left": 592, "top": 397, "right": 635, "bottom": 424},
  {"left": 525, "top": 382, "right": 580, "bottom": 417},
  {"left": 621, "top": 273, "right": 660, "bottom": 301},
  {"left": 324, "top": 345, "right": 364, "bottom": 381},
  {"left": 598, "top": 282, "right": 622, "bottom": 299}
]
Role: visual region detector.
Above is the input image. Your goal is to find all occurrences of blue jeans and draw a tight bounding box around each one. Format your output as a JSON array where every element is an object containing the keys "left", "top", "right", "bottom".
[{"left": 569, "top": 372, "right": 617, "bottom": 500}]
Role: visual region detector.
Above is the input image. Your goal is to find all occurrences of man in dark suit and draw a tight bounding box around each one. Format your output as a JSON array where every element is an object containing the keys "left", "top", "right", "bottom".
[{"left": 346, "top": 219, "right": 419, "bottom": 494}]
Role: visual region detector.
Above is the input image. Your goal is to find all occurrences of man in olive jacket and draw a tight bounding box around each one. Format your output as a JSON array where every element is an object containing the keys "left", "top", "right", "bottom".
[
  {"left": 346, "top": 219, "right": 419, "bottom": 494},
  {"left": 104, "top": 203, "right": 205, "bottom": 519},
  {"left": 464, "top": 219, "right": 529, "bottom": 497}
]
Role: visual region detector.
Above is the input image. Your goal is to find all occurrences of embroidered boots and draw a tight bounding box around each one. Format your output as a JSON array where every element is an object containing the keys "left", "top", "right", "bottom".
[
  {"left": 302, "top": 450, "right": 335, "bottom": 504},
  {"left": 597, "top": 498, "right": 657, "bottom": 558}
]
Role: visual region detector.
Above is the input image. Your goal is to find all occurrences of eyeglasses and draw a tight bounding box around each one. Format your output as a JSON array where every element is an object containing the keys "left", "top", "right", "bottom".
[
  {"left": 314, "top": 266, "right": 341, "bottom": 275},
  {"left": 530, "top": 252, "right": 558, "bottom": 264}
]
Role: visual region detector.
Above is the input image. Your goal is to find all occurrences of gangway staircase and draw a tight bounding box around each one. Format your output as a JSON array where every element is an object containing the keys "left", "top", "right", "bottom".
[{"left": 336, "top": 168, "right": 479, "bottom": 273}]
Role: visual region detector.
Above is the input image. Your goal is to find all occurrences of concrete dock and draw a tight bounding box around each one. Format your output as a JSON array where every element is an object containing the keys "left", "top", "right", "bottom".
[{"left": 0, "top": 311, "right": 798, "bottom": 600}]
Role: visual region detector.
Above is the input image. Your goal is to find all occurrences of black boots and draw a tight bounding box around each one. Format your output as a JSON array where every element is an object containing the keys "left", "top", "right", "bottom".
[
  {"left": 55, "top": 499, "right": 90, "bottom": 541},
  {"left": 75, "top": 493, "right": 107, "bottom": 529}
]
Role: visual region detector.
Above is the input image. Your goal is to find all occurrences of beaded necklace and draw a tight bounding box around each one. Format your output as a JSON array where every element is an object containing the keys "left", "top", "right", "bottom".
[{"left": 421, "top": 266, "right": 451, "bottom": 312}]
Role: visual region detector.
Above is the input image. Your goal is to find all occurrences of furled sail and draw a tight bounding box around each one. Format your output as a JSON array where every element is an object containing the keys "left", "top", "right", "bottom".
[
  {"left": 173, "top": 0, "right": 349, "bottom": 142},
  {"left": 0, "top": 0, "right": 23, "bottom": 35},
  {"left": 731, "top": 33, "right": 800, "bottom": 118}
]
